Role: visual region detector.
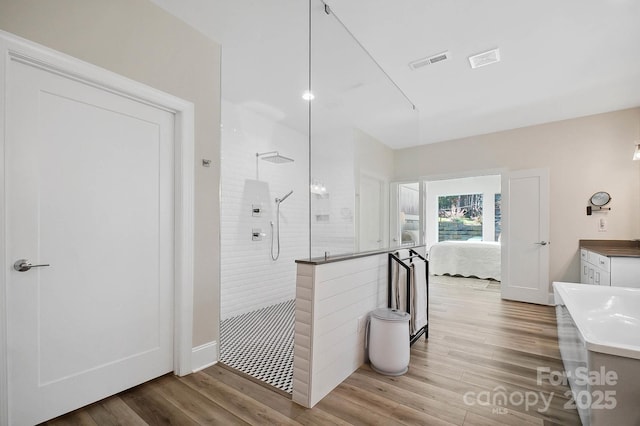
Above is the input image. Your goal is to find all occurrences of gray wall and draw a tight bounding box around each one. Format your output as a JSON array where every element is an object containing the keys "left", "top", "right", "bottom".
[{"left": 0, "top": 0, "right": 222, "bottom": 348}]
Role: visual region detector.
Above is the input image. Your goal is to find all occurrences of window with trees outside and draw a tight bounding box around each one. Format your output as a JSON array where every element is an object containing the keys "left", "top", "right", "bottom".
[{"left": 438, "top": 194, "right": 483, "bottom": 242}]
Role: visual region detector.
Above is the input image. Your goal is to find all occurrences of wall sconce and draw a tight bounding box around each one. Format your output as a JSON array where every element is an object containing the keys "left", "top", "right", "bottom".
[{"left": 633, "top": 142, "right": 640, "bottom": 161}]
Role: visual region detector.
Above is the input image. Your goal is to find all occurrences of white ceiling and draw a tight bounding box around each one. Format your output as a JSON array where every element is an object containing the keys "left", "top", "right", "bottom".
[{"left": 152, "top": 0, "right": 640, "bottom": 149}]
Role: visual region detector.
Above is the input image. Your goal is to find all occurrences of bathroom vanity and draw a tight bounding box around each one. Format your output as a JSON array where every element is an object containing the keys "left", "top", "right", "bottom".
[{"left": 579, "top": 240, "right": 640, "bottom": 288}]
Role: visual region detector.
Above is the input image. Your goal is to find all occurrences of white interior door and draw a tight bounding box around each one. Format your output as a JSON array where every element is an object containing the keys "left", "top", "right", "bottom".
[
  {"left": 358, "top": 175, "right": 383, "bottom": 251},
  {"left": 6, "top": 53, "right": 175, "bottom": 425},
  {"left": 501, "top": 168, "right": 550, "bottom": 304}
]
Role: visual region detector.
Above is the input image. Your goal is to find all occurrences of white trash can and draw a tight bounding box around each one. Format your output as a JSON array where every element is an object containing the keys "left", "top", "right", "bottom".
[{"left": 368, "top": 308, "right": 410, "bottom": 376}]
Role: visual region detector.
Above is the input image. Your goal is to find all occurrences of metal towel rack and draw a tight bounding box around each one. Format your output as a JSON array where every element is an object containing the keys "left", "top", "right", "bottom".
[{"left": 388, "top": 249, "right": 429, "bottom": 345}]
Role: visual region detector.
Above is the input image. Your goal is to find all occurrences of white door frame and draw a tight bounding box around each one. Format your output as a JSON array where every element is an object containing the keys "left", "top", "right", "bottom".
[
  {"left": 0, "top": 31, "right": 195, "bottom": 426},
  {"left": 390, "top": 179, "right": 426, "bottom": 247}
]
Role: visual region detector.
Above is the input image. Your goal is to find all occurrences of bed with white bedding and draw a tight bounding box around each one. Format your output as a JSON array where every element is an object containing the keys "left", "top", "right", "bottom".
[{"left": 428, "top": 241, "right": 501, "bottom": 281}]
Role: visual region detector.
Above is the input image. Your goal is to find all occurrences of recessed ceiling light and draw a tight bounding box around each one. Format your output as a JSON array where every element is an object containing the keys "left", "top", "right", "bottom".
[
  {"left": 468, "top": 48, "right": 501, "bottom": 69},
  {"left": 302, "top": 90, "right": 315, "bottom": 101}
]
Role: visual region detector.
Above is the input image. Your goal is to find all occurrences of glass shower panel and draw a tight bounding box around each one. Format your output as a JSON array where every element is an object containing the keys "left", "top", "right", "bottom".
[
  {"left": 219, "top": 0, "right": 309, "bottom": 319},
  {"left": 309, "top": 1, "right": 419, "bottom": 258},
  {"left": 218, "top": 0, "right": 310, "bottom": 394}
]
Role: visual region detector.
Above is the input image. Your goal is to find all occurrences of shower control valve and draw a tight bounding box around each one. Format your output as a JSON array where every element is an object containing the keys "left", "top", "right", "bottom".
[
  {"left": 252, "top": 204, "right": 262, "bottom": 217},
  {"left": 252, "top": 228, "right": 266, "bottom": 241}
]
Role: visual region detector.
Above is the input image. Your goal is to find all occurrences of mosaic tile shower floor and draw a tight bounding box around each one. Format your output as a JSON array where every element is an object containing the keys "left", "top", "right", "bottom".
[{"left": 220, "top": 299, "right": 294, "bottom": 394}]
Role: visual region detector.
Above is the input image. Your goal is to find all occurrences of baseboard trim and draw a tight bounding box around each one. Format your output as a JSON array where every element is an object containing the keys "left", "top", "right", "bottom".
[{"left": 191, "top": 341, "right": 218, "bottom": 373}]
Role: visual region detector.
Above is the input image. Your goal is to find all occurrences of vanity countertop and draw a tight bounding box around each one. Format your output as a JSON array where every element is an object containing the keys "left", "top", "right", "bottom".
[{"left": 579, "top": 239, "right": 640, "bottom": 258}]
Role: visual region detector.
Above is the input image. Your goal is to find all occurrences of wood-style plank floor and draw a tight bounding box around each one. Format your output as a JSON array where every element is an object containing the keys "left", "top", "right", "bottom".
[{"left": 44, "top": 278, "right": 580, "bottom": 425}]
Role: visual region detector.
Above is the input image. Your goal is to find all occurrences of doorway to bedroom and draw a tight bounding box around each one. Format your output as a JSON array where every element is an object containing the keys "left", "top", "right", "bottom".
[{"left": 424, "top": 175, "right": 502, "bottom": 286}]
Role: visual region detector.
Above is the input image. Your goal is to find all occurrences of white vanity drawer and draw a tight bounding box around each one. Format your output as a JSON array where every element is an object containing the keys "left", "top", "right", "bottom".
[
  {"left": 594, "top": 268, "right": 610, "bottom": 286},
  {"left": 580, "top": 249, "right": 588, "bottom": 261},
  {"left": 585, "top": 250, "right": 610, "bottom": 271},
  {"left": 581, "top": 245, "right": 640, "bottom": 287},
  {"left": 596, "top": 255, "right": 610, "bottom": 272}
]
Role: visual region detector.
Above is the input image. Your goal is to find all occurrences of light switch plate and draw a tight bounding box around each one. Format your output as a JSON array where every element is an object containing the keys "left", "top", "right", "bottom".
[{"left": 598, "top": 218, "right": 607, "bottom": 232}]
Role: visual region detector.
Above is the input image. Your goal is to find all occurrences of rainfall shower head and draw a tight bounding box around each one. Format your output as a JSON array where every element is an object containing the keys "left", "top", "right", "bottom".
[{"left": 256, "top": 151, "right": 294, "bottom": 164}]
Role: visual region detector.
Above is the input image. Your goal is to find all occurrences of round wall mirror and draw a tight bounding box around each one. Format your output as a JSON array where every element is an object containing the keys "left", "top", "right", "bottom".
[{"left": 590, "top": 191, "right": 611, "bottom": 206}]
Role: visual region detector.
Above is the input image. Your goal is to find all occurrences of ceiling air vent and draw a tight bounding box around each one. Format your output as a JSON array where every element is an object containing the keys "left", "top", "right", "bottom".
[
  {"left": 409, "top": 51, "right": 450, "bottom": 70},
  {"left": 468, "top": 48, "right": 501, "bottom": 69}
]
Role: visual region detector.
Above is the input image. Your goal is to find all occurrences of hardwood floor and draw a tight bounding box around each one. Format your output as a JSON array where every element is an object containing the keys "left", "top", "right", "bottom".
[{"left": 44, "top": 278, "right": 580, "bottom": 425}]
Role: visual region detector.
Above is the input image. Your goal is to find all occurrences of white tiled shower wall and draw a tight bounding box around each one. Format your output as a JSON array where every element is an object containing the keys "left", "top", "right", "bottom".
[
  {"left": 221, "top": 100, "right": 309, "bottom": 319},
  {"left": 221, "top": 101, "right": 391, "bottom": 319}
]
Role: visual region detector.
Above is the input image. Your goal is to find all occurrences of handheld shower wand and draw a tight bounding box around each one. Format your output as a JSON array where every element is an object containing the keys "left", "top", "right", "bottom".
[{"left": 271, "top": 190, "right": 293, "bottom": 260}]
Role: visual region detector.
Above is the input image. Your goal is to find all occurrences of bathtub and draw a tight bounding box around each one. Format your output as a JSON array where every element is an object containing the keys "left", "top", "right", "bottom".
[{"left": 553, "top": 282, "right": 640, "bottom": 426}]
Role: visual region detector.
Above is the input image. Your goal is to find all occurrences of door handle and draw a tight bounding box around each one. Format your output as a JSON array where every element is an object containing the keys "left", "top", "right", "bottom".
[
  {"left": 13, "top": 259, "right": 50, "bottom": 272},
  {"left": 534, "top": 241, "right": 549, "bottom": 246}
]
